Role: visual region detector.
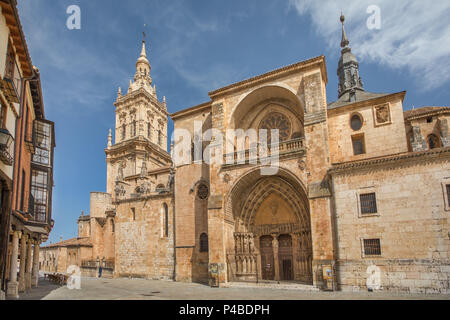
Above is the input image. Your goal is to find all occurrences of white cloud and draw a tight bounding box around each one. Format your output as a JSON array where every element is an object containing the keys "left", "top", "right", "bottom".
[
  {"left": 130, "top": 1, "right": 250, "bottom": 94},
  {"left": 288, "top": 0, "right": 450, "bottom": 90}
]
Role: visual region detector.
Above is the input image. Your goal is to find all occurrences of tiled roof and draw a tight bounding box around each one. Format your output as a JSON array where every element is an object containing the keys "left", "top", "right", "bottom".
[
  {"left": 328, "top": 90, "right": 393, "bottom": 109},
  {"left": 403, "top": 106, "right": 450, "bottom": 119},
  {"left": 42, "top": 237, "right": 92, "bottom": 248}
]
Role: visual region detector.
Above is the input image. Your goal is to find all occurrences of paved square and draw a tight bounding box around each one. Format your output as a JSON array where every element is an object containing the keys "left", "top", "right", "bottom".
[{"left": 15, "top": 278, "right": 450, "bottom": 300}]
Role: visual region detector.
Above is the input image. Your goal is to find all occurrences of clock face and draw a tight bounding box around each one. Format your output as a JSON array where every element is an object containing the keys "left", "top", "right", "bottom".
[{"left": 259, "top": 112, "right": 291, "bottom": 144}]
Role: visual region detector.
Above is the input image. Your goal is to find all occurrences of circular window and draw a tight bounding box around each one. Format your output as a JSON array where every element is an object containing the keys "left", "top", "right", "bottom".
[
  {"left": 259, "top": 112, "right": 292, "bottom": 143},
  {"left": 350, "top": 114, "right": 363, "bottom": 131},
  {"left": 197, "top": 184, "right": 209, "bottom": 200}
]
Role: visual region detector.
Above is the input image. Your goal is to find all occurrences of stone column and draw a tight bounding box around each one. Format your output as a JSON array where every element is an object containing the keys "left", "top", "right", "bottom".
[
  {"left": 253, "top": 235, "right": 262, "bottom": 282},
  {"left": 7, "top": 231, "right": 20, "bottom": 298},
  {"left": 96, "top": 256, "right": 100, "bottom": 278},
  {"left": 25, "top": 237, "right": 33, "bottom": 290},
  {"left": 271, "top": 234, "right": 280, "bottom": 281},
  {"left": 292, "top": 233, "right": 300, "bottom": 281},
  {"left": 31, "top": 240, "right": 40, "bottom": 287},
  {"left": 18, "top": 233, "right": 28, "bottom": 292}
]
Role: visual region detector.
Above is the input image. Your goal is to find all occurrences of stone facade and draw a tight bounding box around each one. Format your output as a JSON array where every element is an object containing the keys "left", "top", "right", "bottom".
[
  {"left": 42, "top": 39, "right": 175, "bottom": 282},
  {"left": 45, "top": 18, "right": 449, "bottom": 294}
]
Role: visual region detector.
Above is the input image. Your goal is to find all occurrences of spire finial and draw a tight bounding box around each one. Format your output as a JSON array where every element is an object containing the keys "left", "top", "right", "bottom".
[
  {"left": 340, "top": 13, "right": 349, "bottom": 48},
  {"left": 143, "top": 24, "right": 147, "bottom": 43}
]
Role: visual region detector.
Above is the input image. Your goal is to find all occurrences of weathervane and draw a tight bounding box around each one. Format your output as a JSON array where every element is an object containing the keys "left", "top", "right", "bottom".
[{"left": 143, "top": 23, "right": 147, "bottom": 43}]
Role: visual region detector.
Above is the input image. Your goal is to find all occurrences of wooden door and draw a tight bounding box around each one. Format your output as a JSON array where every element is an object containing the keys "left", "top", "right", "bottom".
[
  {"left": 278, "top": 234, "right": 293, "bottom": 281},
  {"left": 260, "top": 236, "right": 274, "bottom": 280}
]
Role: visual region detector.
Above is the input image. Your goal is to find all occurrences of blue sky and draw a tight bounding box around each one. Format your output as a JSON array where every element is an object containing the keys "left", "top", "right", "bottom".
[{"left": 17, "top": 0, "right": 450, "bottom": 243}]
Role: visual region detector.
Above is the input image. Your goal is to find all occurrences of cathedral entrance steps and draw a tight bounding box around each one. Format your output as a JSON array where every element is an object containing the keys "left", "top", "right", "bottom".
[{"left": 221, "top": 281, "right": 319, "bottom": 291}]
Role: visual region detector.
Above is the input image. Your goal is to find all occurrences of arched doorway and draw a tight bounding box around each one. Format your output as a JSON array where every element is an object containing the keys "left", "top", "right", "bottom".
[{"left": 226, "top": 168, "right": 313, "bottom": 284}]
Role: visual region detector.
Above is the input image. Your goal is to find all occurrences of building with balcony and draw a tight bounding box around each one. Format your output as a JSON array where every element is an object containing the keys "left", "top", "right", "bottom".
[{"left": 0, "top": 0, "right": 55, "bottom": 299}]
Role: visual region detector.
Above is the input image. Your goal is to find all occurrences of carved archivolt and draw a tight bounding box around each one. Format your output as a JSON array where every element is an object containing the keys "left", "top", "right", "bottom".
[{"left": 236, "top": 176, "right": 310, "bottom": 233}]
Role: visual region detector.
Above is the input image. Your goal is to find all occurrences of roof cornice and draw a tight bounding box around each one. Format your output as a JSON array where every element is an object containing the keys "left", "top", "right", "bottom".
[
  {"left": 0, "top": 0, "right": 33, "bottom": 77},
  {"left": 329, "top": 147, "right": 450, "bottom": 175},
  {"left": 114, "top": 87, "right": 169, "bottom": 116},
  {"left": 404, "top": 107, "right": 450, "bottom": 121},
  {"left": 327, "top": 91, "right": 406, "bottom": 114},
  {"left": 170, "top": 101, "right": 212, "bottom": 120},
  {"left": 208, "top": 55, "right": 328, "bottom": 99}
]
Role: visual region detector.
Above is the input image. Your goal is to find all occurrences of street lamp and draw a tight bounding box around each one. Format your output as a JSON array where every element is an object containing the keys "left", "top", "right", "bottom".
[
  {"left": 0, "top": 128, "right": 13, "bottom": 150},
  {"left": 0, "top": 128, "right": 14, "bottom": 165}
]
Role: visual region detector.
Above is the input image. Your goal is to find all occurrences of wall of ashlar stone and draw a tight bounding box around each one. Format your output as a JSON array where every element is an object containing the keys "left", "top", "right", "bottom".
[
  {"left": 114, "top": 195, "right": 174, "bottom": 280},
  {"left": 327, "top": 97, "right": 408, "bottom": 164},
  {"left": 332, "top": 159, "right": 450, "bottom": 293},
  {"left": 173, "top": 162, "right": 210, "bottom": 283},
  {"left": 172, "top": 105, "right": 212, "bottom": 283}
]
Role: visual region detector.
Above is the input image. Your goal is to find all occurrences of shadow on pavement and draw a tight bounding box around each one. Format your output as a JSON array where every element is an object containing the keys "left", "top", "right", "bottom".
[{"left": 6, "top": 277, "right": 62, "bottom": 300}]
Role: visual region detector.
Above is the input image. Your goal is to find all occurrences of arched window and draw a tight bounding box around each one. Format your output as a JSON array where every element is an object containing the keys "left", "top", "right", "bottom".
[
  {"left": 428, "top": 134, "right": 440, "bottom": 149},
  {"left": 122, "top": 124, "right": 126, "bottom": 140},
  {"left": 131, "top": 120, "right": 137, "bottom": 137},
  {"left": 164, "top": 203, "right": 169, "bottom": 237},
  {"left": 158, "top": 130, "right": 162, "bottom": 146},
  {"left": 111, "top": 219, "right": 115, "bottom": 233},
  {"left": 200, "top": 233, "right": 208, "bottom": 253}
]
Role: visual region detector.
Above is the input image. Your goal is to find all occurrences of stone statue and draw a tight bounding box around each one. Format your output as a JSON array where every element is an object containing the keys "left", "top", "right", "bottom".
[
  {"left": 117, "top": 162, "right": 124, "bottom": 182},
  {"left": 114, "top": 183, "right": 126, "bottom": 198},
  {"left": 140, "top": 159, "right": 148, "bottom": 178},
  {"left": 167, "top": 167, "right": 175, "bottom": 189}
]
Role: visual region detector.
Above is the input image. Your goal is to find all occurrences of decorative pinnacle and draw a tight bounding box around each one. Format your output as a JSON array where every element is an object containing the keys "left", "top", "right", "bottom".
[
  {"left": 108, "top": 129, "right": 112, "bottom": 148},
  {"left": 340, "top": 13, "right": 349, "bottom": 48}
]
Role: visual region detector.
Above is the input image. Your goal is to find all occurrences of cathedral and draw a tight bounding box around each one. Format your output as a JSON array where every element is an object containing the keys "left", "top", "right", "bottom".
[{"left": 40, "top": 16, "right": 450, "bottom": 294}]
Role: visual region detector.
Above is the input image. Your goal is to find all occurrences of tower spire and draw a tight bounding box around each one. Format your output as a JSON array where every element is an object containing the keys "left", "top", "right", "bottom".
[
  {"left": 337, "top": 13, "right": 364, "bottom": 99},
  {"left": 140, "top": 36, "right": 147, "bottom": 59},
  {"left": 134, "top": 32, "right": 152, "bottom": 89},
  {"left": 340, "top": 13, "right": 349, "bottom": 48}
]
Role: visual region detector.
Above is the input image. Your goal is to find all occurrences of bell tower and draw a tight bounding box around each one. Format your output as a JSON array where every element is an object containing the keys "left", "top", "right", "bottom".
[
  {"left": 337, "top": 14, "right": 364, "bottom": 99},
  {"left": 105, "top": 36, "right": 171, "bottom": 197}
]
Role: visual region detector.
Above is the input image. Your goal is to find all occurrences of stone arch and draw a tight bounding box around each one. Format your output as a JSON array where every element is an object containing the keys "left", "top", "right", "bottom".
[
  {"left": 228, "top": 85, "right": 305, "bottom": 131},
  {"left": 237, "top": 177, "right": 310, "bottom": 233},
  {"left": 225, "top": 166, "right": 312, "bottom": 283},
  {"left": 224, "top": 166, "right": 308, "bottom": 224}
]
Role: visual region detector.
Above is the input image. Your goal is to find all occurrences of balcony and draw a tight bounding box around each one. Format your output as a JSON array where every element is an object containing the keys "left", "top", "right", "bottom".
[
  {"left": 1, "top": 53, "right": 22, "bottom": 104},
  {"left": 222, "top": 138, "right": 306, "bottom": 169},
  {"left": 32, "top": 119, "right": 54, "bottom": 167}
]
